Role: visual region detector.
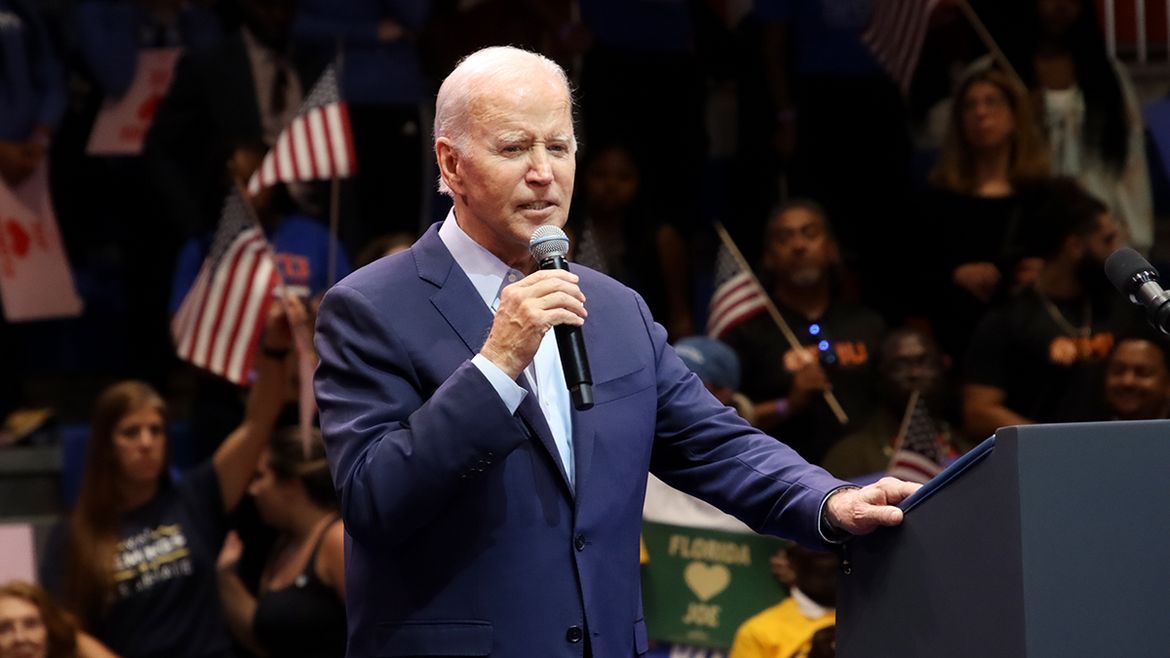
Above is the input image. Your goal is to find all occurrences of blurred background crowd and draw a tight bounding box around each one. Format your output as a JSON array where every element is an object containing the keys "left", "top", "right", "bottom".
[{"left": 3, "top": 0, "right": 1170, "bottom": 656}]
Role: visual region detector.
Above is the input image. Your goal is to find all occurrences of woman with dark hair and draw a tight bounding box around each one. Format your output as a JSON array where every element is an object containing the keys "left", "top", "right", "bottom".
[
  {"left": 566, "top": 143, "right": 694, "bottom": 340},
  {"left": 1004, "top": 0, "right": 1152, "bottom": 251},
  {"left": 38, "top": 303, "right": 297, "bottom": 658},
  {"left": 216, "top": 427, "right": 345, "bottom": 658},
  {"left": 0, "top": 581, "right": 119, "bottom": 658},
  {"left": 919, "top": 66, "right": 1051, "bottom": 362}
]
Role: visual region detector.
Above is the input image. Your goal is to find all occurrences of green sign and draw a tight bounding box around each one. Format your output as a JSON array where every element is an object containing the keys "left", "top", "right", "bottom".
[{"left": 641, "top": 521, "right": 789, "bottom": 649}]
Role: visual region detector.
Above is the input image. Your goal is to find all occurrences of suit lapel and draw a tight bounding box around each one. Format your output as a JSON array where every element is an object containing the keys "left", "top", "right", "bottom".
[{"left": 415, "top": 225, "right": 574, "bottom": 499}]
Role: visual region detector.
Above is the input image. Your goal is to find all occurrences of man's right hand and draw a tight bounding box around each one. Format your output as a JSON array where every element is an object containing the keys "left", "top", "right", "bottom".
[
  {"left": 783, "top": 348, "right": 830, "bottom": 414},
  {"left": 479, "top": 269, "right": 587, "bottom": 379}
]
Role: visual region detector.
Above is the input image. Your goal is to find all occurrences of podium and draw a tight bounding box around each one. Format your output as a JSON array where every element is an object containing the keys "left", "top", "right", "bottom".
[{"left": 838, "top": 421, "right": 1170, "bottom": 658}]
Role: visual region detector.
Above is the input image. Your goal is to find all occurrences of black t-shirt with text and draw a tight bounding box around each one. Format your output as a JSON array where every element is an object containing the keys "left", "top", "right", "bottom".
[
  {"left": 42, "top": 463, "right": 232, "bottom": 658},
  {"left": 965, "top": 287, "right": 1141, "bottom": 426},
  {"left": 723, "top": 300, "right": 885, "bottom": 463}
]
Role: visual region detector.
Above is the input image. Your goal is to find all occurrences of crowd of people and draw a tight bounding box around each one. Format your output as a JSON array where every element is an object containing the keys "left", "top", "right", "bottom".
[{"left": 2, "top": 0, "right": 1169, "bottom": 656}]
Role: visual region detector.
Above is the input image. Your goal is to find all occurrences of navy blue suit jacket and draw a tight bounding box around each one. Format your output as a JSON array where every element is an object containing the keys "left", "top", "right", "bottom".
[{"left": 314, "top": 223, "right": 847, "bottom": 657}]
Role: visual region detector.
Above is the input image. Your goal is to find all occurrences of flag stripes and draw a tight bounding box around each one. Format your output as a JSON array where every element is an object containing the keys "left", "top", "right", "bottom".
[
  {"left": 247, "top": 65, "right": 356, "bottom": 194},
  {"left": 861, "top": 0, "right": 938, "bottom": 94},
  {"left": 707, "top": 242, "right": 768, "bottom": 339},
  {"left": 887, "top": 393, "right": 945, "bottom": 484},
  {"left": 171, "top": 192, "right": 279, "bottom": 384}
]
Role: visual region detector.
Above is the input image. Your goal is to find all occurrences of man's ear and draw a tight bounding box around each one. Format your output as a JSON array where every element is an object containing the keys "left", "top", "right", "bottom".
[{"left": 435, "top": 137, "right": 463, "bottom": 195}]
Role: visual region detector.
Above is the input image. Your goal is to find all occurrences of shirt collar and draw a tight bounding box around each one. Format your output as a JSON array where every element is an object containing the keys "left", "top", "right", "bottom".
[
  {"left": 791, "top": 587, "right": 832, "bottom": 620},
  {"left": 438, "top": 208, "right": 523, "bottom": 310}
]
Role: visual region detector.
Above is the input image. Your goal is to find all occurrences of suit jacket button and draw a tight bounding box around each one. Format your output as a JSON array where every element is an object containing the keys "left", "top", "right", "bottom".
[
  {"left": 565, "top": 625, "right": 583, "bottom": 643},
  {"left": 574, "top": 534, "right": 586, "bottom": 551}
]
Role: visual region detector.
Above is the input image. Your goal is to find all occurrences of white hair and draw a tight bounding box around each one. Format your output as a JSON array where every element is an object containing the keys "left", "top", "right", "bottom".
[{"left": 433, "top": 46, "right": 575, "bottom": 196}]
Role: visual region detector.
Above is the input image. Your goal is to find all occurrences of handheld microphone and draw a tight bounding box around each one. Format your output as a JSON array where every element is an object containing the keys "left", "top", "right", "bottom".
[
  {"left": 1104, "top": 247, "right": 1170, "bottom": 335},
  {"left": 529, "top": 225, "right": 593, "bottom": 410}
]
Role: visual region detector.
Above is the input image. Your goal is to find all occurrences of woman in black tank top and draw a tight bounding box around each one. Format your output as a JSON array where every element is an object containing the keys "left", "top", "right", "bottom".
[{"left": 217, "top": 427, "right": 346, "bottom": 658}]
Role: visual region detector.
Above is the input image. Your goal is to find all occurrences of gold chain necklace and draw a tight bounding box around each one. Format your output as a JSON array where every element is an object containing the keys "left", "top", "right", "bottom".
[{"left": 1035, "top": 289, "right": 1091, "bottom": 337}]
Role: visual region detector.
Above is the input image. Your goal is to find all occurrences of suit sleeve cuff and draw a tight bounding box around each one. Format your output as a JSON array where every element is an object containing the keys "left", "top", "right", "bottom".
[
  {"left": 818, "top": 485, "right": 860, "bottom": 544},
  {"left": 472, "top": 354, "right": 528, "bottom": 414}
]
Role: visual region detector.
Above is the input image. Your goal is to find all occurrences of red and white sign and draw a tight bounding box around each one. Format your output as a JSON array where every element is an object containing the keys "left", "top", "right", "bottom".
[
  {"left": 0, "top": 160, "right": 84, "bottom": 321},
  {"left": 86, "top": 48, "right": 181, "bottom": 156}
]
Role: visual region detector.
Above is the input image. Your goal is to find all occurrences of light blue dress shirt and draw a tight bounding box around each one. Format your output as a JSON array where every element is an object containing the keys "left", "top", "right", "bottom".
[{"left": 438, "top": 210, "right": 575, "bottom": 488}]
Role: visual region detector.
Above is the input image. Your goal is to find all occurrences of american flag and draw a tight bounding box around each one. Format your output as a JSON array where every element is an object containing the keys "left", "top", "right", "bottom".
[
  {"left": 247, "top": 65, "right": 356, "bottom": 195},
  {"left": 861, "top": 0, "right": 939, "bottom": 94},
  {"left": 706, "top": 238, "right": 768, "bottom": 339},
  {"left": 171, "top": 190, "right": 279, "bottom": 385},
  {"left": 887, "top": 394, "right": 945, "bottom": 484}
]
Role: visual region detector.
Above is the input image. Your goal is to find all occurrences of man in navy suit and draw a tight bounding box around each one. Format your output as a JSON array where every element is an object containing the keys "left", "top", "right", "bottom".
[{"left": 314, "top": 46, "right": 918, "bottom": 657}]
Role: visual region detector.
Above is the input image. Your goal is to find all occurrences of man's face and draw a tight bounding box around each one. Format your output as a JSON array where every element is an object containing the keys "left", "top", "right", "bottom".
[
  {"left": 763, "top": 207, "right": 836, "bottom": 288},
  {"left": 1082, "top": 213, "right": 1122, "bottom": 264},
  {"left": 439, "top": 73, "right": 576, "bottom": 266},
  {"left": 882, "top": 333, "right": 943, "bottom": 402},
  {"left": 1104, "top": 340, "right": 1170, "bottom": 420}
]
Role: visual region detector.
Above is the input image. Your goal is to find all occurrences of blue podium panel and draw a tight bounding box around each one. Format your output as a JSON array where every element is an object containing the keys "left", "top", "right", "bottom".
[{"left": 839, "top": 421, "right": 1170, "bottom": 658}]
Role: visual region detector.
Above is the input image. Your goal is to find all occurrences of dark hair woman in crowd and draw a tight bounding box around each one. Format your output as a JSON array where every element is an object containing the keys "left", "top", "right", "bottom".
[
  {"left": 217, "top": 427, "right": 346, "bottom": 658},
  {"left": 38, "top": 302, "right": 300, "bottom": 657},
  {"left": 1004, "top": 0, "right": 1151, "bottom": 250}
]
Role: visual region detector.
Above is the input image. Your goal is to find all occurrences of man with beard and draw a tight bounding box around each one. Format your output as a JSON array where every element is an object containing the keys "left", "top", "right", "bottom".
[
  {"left": 963, "top": 178, "right": 1139, "bottom": 439},
  {"left": 821, "top": 328, "right": 968, "bottom": 482},
  {"left": 722, "top": 200, "right": 885, "bottom": 463}
]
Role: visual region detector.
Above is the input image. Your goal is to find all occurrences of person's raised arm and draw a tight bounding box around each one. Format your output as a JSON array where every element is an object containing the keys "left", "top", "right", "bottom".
[{"left": 212, "top": 295, "right": 305, "bottom": 511}]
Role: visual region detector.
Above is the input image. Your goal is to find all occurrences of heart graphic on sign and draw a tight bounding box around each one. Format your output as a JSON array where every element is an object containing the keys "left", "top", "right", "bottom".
[
  {"left": 683, "top": 562, "right": 731, "bottom": 602},
  {"left": 5, "top": 220, "right": 30, "bottom": 257}
]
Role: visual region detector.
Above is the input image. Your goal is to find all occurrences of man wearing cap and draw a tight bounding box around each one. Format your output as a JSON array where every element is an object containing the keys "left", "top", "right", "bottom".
[{"left": 674, "top": 336, "right": 758, "bottom": 424}]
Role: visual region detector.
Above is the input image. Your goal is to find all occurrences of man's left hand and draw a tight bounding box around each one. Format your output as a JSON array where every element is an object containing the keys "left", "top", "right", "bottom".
[{"left": 825, "top": 477, "right": 921, "bottom": 536}]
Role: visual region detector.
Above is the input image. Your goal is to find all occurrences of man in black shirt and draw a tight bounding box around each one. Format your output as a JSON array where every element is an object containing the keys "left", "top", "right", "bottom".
[
  {"left": 964, "top": 179, "right": 1139, "bottom": 439},
  {"left": 722, "top": 200, "right": 885, "bottom": 463}
]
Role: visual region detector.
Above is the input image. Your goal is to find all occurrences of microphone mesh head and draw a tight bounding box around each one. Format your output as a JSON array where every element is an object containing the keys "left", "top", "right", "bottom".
[
  {"left": 529, "top": 225, "right": 570, "bottom": 262},
  {"left": 1104, "top": 247, "right": 1157, "bottom": 295}
]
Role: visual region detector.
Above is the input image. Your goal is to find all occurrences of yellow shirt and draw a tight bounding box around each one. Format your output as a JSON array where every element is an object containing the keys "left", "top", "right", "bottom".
[{"left": 728, "top": 597, "right": 835, "bottom": 658}]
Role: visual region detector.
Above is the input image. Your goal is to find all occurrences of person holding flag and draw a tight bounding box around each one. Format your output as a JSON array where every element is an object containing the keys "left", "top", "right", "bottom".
[
  {"left": 821, "top": 328, "right": 968, "bottom": 483},
  {"left": 169, "top": 61, "right": 356, "bottom": 459},
  {"left": 717, "top": 200, "right": 886, "bottom": 464}
]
